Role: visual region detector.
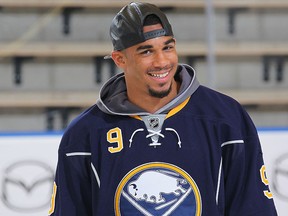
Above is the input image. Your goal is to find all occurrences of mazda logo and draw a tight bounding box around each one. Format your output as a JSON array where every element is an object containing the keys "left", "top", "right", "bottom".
[
  {"left": 272, "top": 153, "right": 288, "bottom": 201},
  {"left": 1, "top": 160, "right": 54, "bottom": 212}
]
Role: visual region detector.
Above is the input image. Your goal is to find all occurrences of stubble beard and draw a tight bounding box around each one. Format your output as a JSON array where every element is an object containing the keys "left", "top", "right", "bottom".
[
  {"left": 148, "top": 83, "right": 172, "bottom": 98},
  {"left": 146, "top": 63, "right": 176, "bottom": 98}
]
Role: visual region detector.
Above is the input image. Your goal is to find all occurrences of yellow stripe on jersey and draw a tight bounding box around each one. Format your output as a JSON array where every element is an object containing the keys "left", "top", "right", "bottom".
[
  {"left": 48, "top": 182, "right": 57, "bottom": 215},
  {"left": 166, "top": 96, "right": 190, "bottom": 119},
  {"left": 131, "top": 96, "right": 191, "bottom": 121}
]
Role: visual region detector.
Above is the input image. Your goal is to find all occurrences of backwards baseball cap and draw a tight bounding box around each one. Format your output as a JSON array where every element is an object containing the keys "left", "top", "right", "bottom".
[{"left": 109, "top": 2, "right": 174, "bottom": 51}]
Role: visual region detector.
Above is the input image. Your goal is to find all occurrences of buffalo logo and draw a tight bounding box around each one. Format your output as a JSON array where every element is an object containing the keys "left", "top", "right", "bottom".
[
  {"left": 272, "top": 153, "right": 288, "bottom": 200},
  {"left": 148, "top": 117, "right": 160, "bottom": 129},
  {"left": 115, "top": 162, "right": 202, "bottom": 216},
  {"left": 1, "top": 160, "right": 54, "bottom": 212}
]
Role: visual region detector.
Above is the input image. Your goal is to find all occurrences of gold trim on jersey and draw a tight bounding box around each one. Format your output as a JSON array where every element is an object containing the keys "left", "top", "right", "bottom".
[
  {"left": 131, "top": 96, "right": 191, "bottom": 120},
  {"left": 166, "top": 96, "right": 190, "bottom": 119}
]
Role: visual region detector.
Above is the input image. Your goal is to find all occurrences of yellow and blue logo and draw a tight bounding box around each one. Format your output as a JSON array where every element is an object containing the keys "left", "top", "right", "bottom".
[{"left": 115, "top": 162, "right": 202, "bottom": 215}]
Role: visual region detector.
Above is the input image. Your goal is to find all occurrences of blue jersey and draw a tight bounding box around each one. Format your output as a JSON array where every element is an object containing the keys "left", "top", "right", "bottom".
[{"left": 49, "top": 65, "right": 277, "bottom": 215}]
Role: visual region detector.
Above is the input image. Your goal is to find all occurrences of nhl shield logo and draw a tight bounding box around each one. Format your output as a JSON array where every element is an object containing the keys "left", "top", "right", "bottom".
[
  {"left": 148, "top": 117, "right": 160, "bottom": 129},
  {"left": 115, "top": 162, "right": 202, "bottom": 216}
]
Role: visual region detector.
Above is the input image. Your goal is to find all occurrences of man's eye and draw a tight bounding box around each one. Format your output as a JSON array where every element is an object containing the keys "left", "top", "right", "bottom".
[
  {"left": 164, "top": 45, "right": 174, "bottom": 51},
  {"left": 141, "top": 50, "right": 152, "bottom": 55}
]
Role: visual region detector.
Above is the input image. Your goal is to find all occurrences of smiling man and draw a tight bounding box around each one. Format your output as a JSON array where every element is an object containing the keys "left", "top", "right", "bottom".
[
  {"left": 49, "top": 2, "right": 277, "bottom": 216},
  {"left": 110, "top": 10, "right": 179, "bottom": 113}
]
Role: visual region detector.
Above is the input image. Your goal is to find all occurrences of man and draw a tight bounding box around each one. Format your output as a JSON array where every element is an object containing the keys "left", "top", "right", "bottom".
[{"left": 49, "top": 2, "right": 277, "bottom": 215}]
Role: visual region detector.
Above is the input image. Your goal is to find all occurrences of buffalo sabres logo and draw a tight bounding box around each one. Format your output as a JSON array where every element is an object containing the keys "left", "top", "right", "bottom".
[
  {"left": 115, "top": 162, "right": 202, "bottom": 216},
  {"left": 148, "top": 117, "right": 160, "bottom": 129}
]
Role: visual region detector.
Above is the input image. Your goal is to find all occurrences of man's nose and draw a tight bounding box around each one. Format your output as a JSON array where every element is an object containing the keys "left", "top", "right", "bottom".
[{"left": 153, "top": 52, "right": 168, "bottom": 68}]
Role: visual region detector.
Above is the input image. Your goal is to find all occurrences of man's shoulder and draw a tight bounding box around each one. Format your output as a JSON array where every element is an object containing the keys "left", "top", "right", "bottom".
[
  {"left": 194, "top": 85, "right": 241, "bottom": 107},
  {"left": 188, "top": 85, "right": 250, "bottom": 125}
]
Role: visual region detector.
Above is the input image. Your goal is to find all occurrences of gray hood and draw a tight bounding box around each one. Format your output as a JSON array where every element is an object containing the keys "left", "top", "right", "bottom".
[{"left": 96, "top": 64, "right": 200, "bottom": 116}]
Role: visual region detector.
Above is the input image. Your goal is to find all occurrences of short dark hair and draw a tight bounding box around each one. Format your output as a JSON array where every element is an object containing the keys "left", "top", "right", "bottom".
[{"left": 143, "top": 15, "right": 162, "bottom": 26}]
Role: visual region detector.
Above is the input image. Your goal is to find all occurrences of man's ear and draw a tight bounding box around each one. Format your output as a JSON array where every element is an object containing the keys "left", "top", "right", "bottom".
[{"left": 111, "top": 51, "right": 126, "bottom": 68}]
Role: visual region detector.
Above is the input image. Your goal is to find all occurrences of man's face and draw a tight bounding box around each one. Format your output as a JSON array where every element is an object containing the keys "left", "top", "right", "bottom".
[{"left": 116, "top": 24, "right": 178, "bottom": 99}]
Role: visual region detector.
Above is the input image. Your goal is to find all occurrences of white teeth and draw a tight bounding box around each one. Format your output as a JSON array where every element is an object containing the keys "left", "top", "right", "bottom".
[{"left": 150, "top": 72, "right": 169, "bottom": 78}]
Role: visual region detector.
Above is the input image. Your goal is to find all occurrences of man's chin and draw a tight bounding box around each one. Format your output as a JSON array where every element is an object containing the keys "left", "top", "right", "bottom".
[{"left": 148, "top": 86, "right": 172, "bottom": 98}]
